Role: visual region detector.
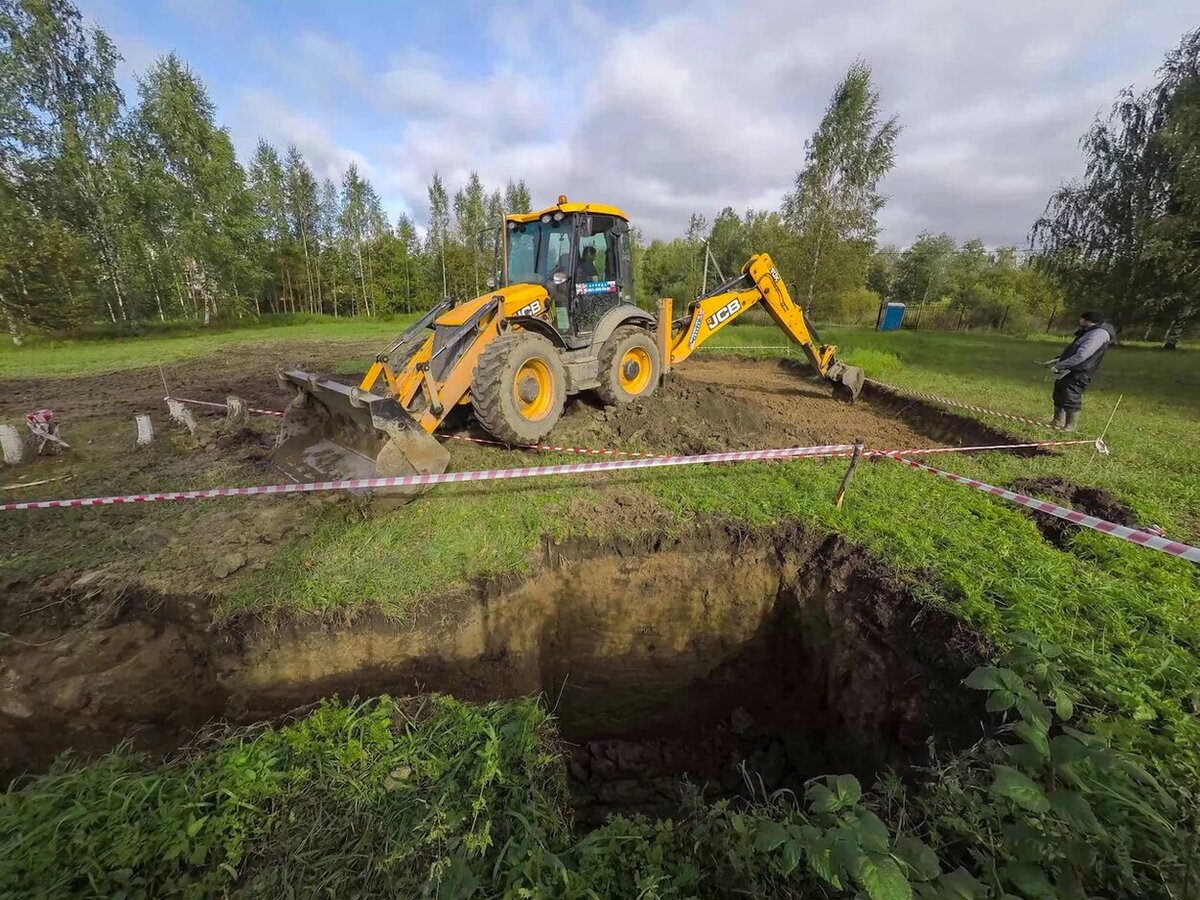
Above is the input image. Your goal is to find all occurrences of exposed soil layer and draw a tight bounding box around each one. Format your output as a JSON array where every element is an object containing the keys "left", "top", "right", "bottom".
[
  {"left": 1, "top": 520, "right": 991, "bottom": 826},
  {"left": 1010, "top": 475, "right": 1138, "bottom": 547}
]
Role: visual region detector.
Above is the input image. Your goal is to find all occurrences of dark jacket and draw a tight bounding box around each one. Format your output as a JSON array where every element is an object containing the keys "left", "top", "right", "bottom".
[{"left": 1057, "top": 322, "right": 1116, "bottom": 377}]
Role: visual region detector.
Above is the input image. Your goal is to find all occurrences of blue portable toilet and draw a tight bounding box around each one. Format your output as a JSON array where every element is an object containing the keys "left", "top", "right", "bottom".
[{"left": 876, "top": 302, "right": 906, "bottom": 332}]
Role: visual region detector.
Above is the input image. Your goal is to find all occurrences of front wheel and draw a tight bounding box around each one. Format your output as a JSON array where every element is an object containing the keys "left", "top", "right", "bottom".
[
  {"left": 472, "top": 331, "right": 567, "bottom": 445},
  {"left": 595, "top": 326, "right": 661, "bottom": 405}
]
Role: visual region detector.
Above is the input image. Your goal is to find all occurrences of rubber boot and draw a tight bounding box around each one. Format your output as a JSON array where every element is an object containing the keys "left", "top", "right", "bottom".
[
  {"left": 1063, "top": 410, "right": 1079, "bottom": 433},
  {"left": 1050, "top": 408, "right": 1066, "bottom": 429}
]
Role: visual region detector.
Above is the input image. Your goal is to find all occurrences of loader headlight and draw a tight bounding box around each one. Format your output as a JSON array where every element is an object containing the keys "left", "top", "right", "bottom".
[
  {"left": 540, "top": 214, "right": 552, "bottom": 224},
  {"left": 553, "top": 211, "right": 564, "bottom": 222},
  {"left": 552, "top": 272, "right": 568, "bottom": 285}
]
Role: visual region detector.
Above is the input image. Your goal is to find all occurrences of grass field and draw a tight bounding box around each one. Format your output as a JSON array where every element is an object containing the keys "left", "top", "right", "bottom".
[
  {"left": 2, "top": 320, "right": 1198, "bottom": 897},
  {"left": 0, "top": 315, "right": 404, "bottom": 377}
]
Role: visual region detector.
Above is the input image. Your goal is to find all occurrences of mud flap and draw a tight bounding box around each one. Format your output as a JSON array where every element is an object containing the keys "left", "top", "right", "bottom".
[{"left": 272, "top": 369, "right": 449, "bottom": 505}]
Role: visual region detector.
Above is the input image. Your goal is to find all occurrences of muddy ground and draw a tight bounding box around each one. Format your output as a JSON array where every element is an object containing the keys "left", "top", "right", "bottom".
[{"left": 1, "top": 344, "right": 1017, "bottom": 811}]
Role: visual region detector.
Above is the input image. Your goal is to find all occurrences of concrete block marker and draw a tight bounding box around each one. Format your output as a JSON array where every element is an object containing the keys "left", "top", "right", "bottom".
[
  {"left": 166, "top": 399, "right": 198, "bottom": 435},
  {"left": 226, "top": 396, "right": 248, "bottom": 426},
  {"left": 135, "top": 414, "right": 155, "bottom": 447},
  {"left": 0, "top": 424, "right": 28, "bottom": 465}
]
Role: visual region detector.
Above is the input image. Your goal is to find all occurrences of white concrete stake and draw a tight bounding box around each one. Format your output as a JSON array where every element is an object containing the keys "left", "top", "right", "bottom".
[
  {"left": 166, "top": 399, "right": 198, "bottom": 435},
  {"left": 226, "top": 395, "right": 248, "bottom": 426},
  {"left": 0, "top": 424, "right": 28, "bottom": 465},
  {"left": 135, "top": 414, "right": 155, "bottom": 446}
]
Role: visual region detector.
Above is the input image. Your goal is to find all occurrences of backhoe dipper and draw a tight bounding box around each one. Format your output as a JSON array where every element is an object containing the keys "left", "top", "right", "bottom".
[{"left": 272, "top": 197, "right": 865, "bottom": 492}]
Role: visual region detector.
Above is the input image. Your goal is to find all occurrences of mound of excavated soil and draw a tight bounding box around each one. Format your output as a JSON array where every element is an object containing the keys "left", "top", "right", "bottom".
[
  {"left": 1011, "top": 475, "right": 1138, "bottom": 547},
  {"left": 541, "top": 356, "right": 974, "bottom": 456}
]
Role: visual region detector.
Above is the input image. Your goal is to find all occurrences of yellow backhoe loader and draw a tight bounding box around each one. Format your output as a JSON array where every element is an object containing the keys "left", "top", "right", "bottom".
[{"left": 272, "top": 196, "right": 865, "bottom": 491}]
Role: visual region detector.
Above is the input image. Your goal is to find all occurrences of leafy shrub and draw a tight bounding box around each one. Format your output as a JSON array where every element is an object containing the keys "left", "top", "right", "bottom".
[
  {"left": 2, "top": 645, "right": 1194, "bottom": 898},
  {"left": 827, "top": 286, "right": 883, "bottom": 325}
]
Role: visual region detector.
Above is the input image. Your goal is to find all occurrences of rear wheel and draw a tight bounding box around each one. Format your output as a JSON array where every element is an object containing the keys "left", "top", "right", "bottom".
[
  {"left": 472, "top": 331, "right": 567, "bottom": 445},
  {"left": 595, "top": 325, "right": 661, "bottom": 405}
]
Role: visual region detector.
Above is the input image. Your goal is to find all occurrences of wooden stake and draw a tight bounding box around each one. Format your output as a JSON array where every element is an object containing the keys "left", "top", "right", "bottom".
[{"left": 835, "top": 438, "right": 864, "bottom": 508}]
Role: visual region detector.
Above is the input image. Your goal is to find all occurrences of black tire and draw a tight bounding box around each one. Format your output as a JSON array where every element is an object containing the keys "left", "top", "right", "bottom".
[
  {"left": 472, "top": 331, "right": 567, "bottom": 444},
  {"left": 595, "top": 325, "right": 661, "bottom": 406}
]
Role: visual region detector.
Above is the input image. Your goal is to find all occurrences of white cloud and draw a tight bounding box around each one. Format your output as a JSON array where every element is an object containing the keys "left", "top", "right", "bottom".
[
  {"left": 206, "top": 0, "right": 1199, "bottom": 244},
  {"left": 230, "top": 89, "right": 373, "bottom": 186}
]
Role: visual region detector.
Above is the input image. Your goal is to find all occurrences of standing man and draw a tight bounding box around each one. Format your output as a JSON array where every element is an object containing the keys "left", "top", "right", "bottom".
[{"left": 1042, "top": 310, "right": 1117, "bottom": 431}]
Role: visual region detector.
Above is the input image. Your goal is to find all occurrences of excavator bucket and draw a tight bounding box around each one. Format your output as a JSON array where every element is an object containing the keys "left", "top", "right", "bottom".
[
  {"left": 826, "top": 360, "right": 866, "bottom": 402},
  {"left": 272, "top": 369, "right": 449, "bottom": 502}
]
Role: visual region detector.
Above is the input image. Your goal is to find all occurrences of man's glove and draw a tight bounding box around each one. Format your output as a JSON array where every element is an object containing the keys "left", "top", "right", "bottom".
[{"left": 1052, "top": 367, "right": 1070, "bottom": 379}]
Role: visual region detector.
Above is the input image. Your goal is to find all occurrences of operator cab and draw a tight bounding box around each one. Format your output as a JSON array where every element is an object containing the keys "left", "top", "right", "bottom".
[{"left": 502, "top": 196, "right": 635, "bottom": 349}]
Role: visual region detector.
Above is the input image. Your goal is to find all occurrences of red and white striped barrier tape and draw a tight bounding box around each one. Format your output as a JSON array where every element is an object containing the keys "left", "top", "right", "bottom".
[
  {"left": 890, "top": 456, "right": 1199, "bottom": 563},
  {"left": 0, "top": 443, "right": 857, "bottom": 512},
  {"left": 3, "top": 435, "right": 1191, "bottom": 564},
  {"left": 450, "top": 433, "right": 1105, "bottom": 461},
  {"left": 443, "top": 433, "right": 665, "bottom": 458},
  {"left": 871, "top": 437, "right": 1107, "bottom": 458},
  {"left": 165, "top": 396, "right": 286, "bottom": 418},
  {"left": 865, "top": 379, "right": 1056, "bottom": 431}
]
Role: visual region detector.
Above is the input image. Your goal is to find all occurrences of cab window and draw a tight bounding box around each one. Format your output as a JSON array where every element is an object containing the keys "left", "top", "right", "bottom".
[{"left": 577, "top": 215, "right": 616, "bottom": 283}]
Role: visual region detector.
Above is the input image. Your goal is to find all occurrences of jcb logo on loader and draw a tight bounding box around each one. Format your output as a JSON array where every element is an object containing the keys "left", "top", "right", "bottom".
[
  {"left": 515, "top": 300, "right": 543, "bottom": 318},
  {"left": 706, "top": 298, "right": 741, "bottom": 331}
]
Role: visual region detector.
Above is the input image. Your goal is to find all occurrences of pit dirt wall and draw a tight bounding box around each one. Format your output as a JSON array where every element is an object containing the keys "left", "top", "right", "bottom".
[{"left": 2, "top": 521, "right": 991, "bottom": 812}]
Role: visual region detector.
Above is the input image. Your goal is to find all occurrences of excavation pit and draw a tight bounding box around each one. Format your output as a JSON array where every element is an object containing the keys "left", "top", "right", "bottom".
[{"left": 1, "top": 523, "right": 991, "bottom": 827}]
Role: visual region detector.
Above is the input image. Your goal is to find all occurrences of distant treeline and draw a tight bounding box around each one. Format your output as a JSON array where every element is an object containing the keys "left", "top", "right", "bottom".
[{"left": 2, "top": 1, "right": 1196, "bottom": 343}]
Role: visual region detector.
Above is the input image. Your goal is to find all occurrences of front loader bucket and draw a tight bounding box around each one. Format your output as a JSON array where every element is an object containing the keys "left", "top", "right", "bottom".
[
  {"left": 826, "top": 361, "right": 866, "bottom": 402},
  {"left": 272, "top": 369, "right": 449, "bottom": 504}
]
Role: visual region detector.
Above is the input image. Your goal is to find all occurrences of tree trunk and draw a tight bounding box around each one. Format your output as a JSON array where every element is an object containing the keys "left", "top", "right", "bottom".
[
  {"left": 283, "top": 268, "right": 295, "bottom": 314},
  {"left": 805, "top": 218, "right": 827, "bottom": 314},
  {"left": 440, "top": 236, "right": 448, "bottom": 297},
  {"left": 356, "top": 241, "right": 371, "bottom": 316},
  {"left": 314, "top": 245, "right": 324, "bottom": 314},
  {"left": 299, "top": 227, "right": 317, "bottom": 313},
  {"left": 1162, "top": 312, "right": 1186, "bottom": 350},
  {"left": 1, "top": 284, "right": 23, "bottom": 346}
]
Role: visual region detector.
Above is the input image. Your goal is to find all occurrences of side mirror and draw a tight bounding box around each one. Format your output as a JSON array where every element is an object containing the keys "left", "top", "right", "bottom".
[
  {"left": 485, "top": 275, "right": 497, "bottom": 290},
  {"left": 611, "top": 220, "right": 630, "bottom": 236}
]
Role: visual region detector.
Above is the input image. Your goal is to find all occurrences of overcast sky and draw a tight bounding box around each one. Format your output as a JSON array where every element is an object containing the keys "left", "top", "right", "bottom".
[{"left": 77, "top": 0, "right": 1197, "bottom": 246}]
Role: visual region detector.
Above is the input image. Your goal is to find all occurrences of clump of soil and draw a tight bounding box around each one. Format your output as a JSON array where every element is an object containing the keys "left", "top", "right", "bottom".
[
  {"left": 555, "top": 377, "right": 771, "bottom": 455},
  {"left": 1011, "top": 475, "right": 1137, "bottom": 547}
]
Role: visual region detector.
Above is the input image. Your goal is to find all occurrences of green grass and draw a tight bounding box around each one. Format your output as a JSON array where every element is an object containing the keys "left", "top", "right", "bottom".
[{"left": 0, "top": 315, "right": 414, "bottom": 377}]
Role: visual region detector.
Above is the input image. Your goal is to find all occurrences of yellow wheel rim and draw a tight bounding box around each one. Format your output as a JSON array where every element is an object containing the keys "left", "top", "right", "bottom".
[
  {"left": 514, "top": 357, "right": 554, "bottom": 421},
  {"left": 618, "top": 346, "right": 653, "bottom": 395}
]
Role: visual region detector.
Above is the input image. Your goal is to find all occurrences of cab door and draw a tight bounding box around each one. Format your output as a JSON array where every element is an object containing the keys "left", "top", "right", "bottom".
[{"left": 569, "top": 214, "right": 630, "bottom": 340}]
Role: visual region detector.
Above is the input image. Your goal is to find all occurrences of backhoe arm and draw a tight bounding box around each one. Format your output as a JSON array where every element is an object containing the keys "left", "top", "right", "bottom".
[{"left": 662, "top": 253, "right": 865, "bottom": 399}]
